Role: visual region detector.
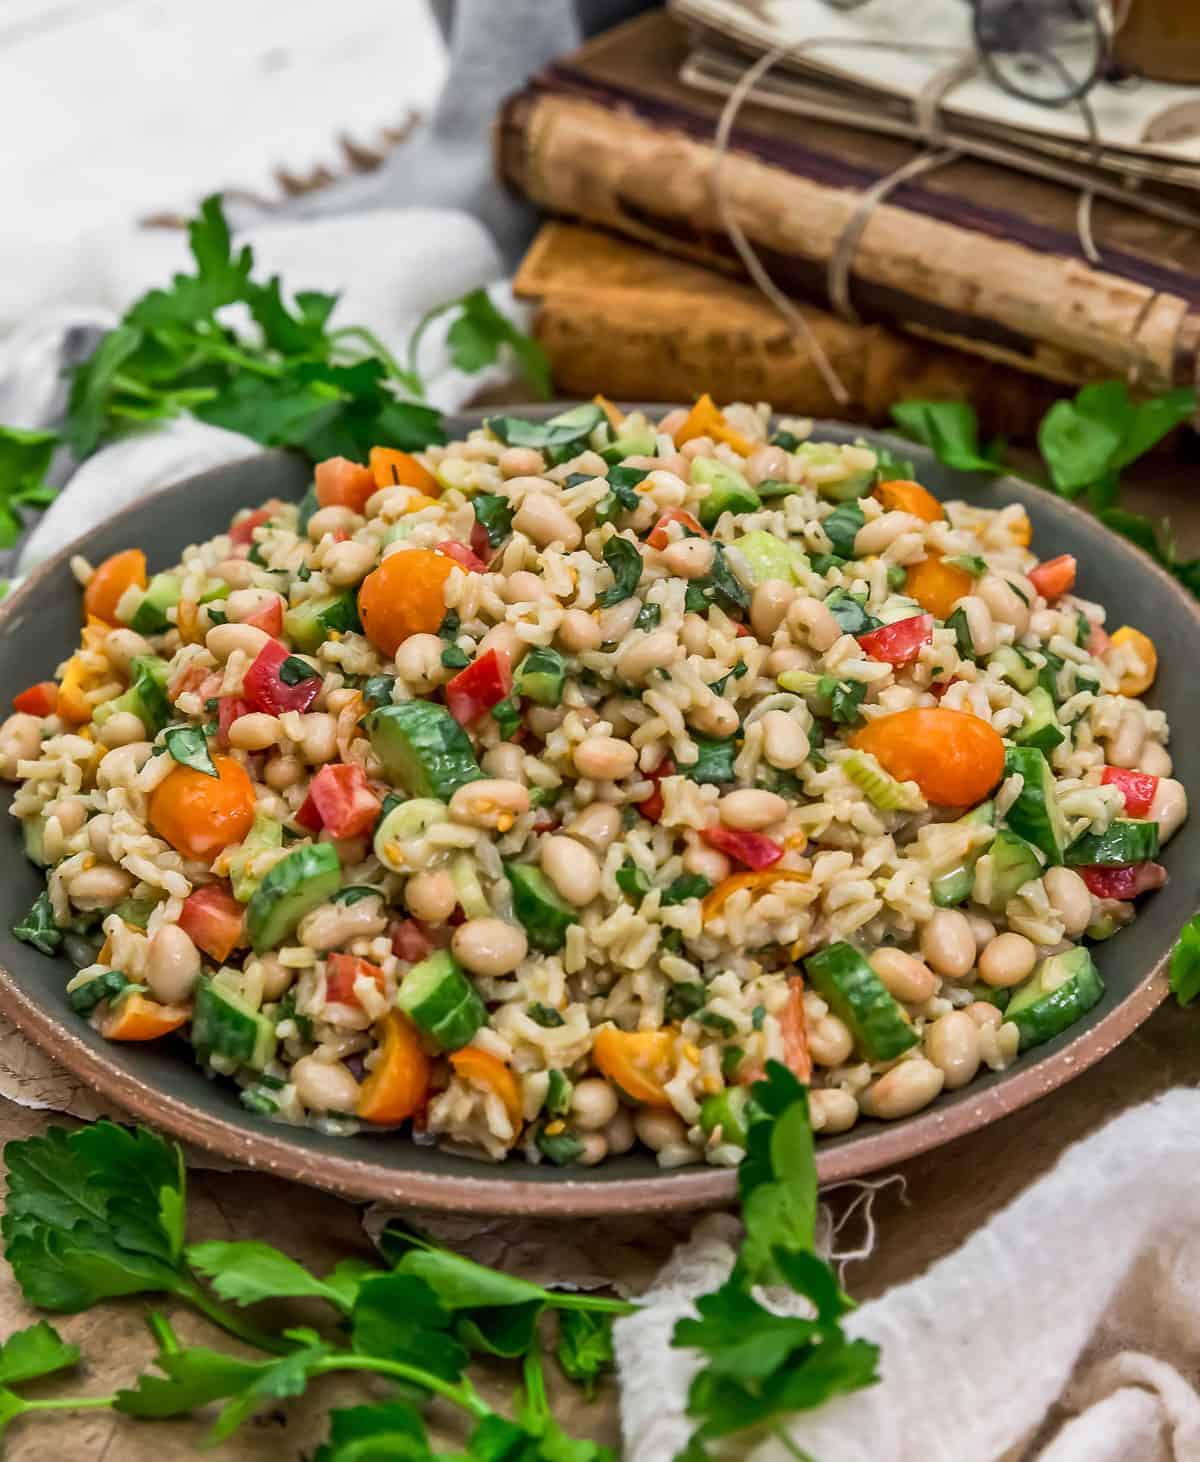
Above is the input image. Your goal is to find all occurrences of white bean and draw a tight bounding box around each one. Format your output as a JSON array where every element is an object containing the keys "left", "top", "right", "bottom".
[
  {"left": 481, "top": 743, "right": 526, "bottom": 783},
  {"left": 978, "top": 932, "right": 1037, "bottom": 988},
  {"left": 513, "top": 493, "right": 582, "bottom": 550},
  {"left": 965, "top": 1000, "right": 1003, "bottom": 1030},
  {"left": 576, "top": 1133, "right": 608, "bottom": 1166},
  {"left": 871, "top": 947, "right": 937, "bottom": 1003},
  {"left": 634, "top": 1108, "right": 688, "bottom": 1153},
  {"left": 659, "top": 537, "right": 714, "bottom": 579},
  {"left": 1139, "top": 741, "right": 1173, "bottom": 778},
  {"left": 761, "top": 709, "right": 809, "bottom": 770},
  {"left": 679, "top": 613, "right": 711, "bottom": 656},
  {"left": 573, "top": 736, "right": 637, "bottom": 781},
  {"left": 206, "top": 621, "right": 271, "bottom": 663},
  {"left": 228, "top": 713, "right": 281, "bottom": 752},
  {"left": 257, "top": 954, "right": 295, "bottom": 1001},
  {"left": 498, "top": 447, "right": 545, "bottom": 478},
  {"left": 292, "top": 1055, "right": 361, "bottom": 1114},
  {"left": 452, "top": 917, "right": 528, "bottom": 976},
  {"left": 323, "top": 539, "right": 377, "bottom": 587},
  {"left": 808, "top": 1013, "right": 854, "bottom": 1068},
  {"left": 298, "top": 713, "right": 338, "bottom": 765},
  {"left": 395, "top": 633, "right": 446, "bottom": 688},
  {"left": 97, "top": 711, "right": 146, "bottom": 749},
  {"left": 66, "top": 863, "right": 134, "bottom": 909},
  {"left": 103, "top": 627, "right": 152, "bottom": 673},
  {"left": 957, "top": 596, "right": 997, "bottom": 656},
  {"left": 789, "top": 596, "right": 841, "bottom": 653},
  {"left": 476, "top": 622, "right": 525, "bottom": 674},
  {"left": 97, "top": 742, "right": 152, "bottom": 788},
  {"left": 860, "top": 1058, "right": 945, "bottom": 1119},
  {"left": 924, "top": 1011, "right": 981, "bottom": 1090},
  {"left": 265, "top": 753, "right": 304, "bottom": 791},
  {"left": 571, "top": 1077, "right": 619, "bottom": 1132},
  {"left": 298, "top": 896, "right": 387, "bottom": 952},
  {"left": 565, "top": 803, "right": 621, "bottom": 852},
  {"left": 919, "top": 909, "right": 976, "bottom": 979},
  {"left": 224, "top": 587, "right": 280, "bottom": 624},
  {"left": 214, "top": 557, "right": 255, "bottom": 589},
  {"left": 809, "top": 1087, "right": 859, "bottom": 1134},
  {"left": 978, "top": 574, "right": 1030, "bottom": 635},
  {"left": 853, "top": 511, "right": 921, "bottom": 557},
  {"left": 603, "top": 1107, "right": 637, "bottom": 1155},
  {"left": 502, "top": 570, "right": 552, "bottom": 604},
  {"left": 146, "top": 924, "right": 201, "bottom": 1004},
  {"left": 405, "top": 869, "right": 458, "bottom": 923},
  {"left": 688, "top": 695, "right": 739, "bottom": 739},
  {"left": 541, "top": 834, "right": 602, "bottom": 906},
  {"left": 449, "top": 778, "right": 530, "bottom": 831},
  {"left": 86, "top": 814, "right": 114, "bottom": 858},
  {"left": 682, "top": 840, "right": 730, "bottom": 883},
  {"left": 743, "top": 444, "right": 789, "bottom": 487},
  {"left": 1043, "top": 866, "right": 1093, "bottom": 939},
  {"left": 558, "top": 609, "right": 602, "bottom": 653},
  {"left": 718, "top": 789, "right": 787, "bottom": 831},
  {"left": 1107, "top": 707, "right": 1145, "bottom": 769},
  {"left": 751, "top": 580, "right": 795, "bottom": 640},
  {"left": 1149, "top": 777, "right": 1188, "bottom": 843},
  {"left": 45, "top": 798, "right": 86, "bottom": 836},
  {"left": 617, "top": 629, "right": 678, "bottom": 681},
  {"left": 306, "top": 505, "right": 359, "bottom": 543},
  {"left": 596, "top": 598, "right": 641, "bottom": 643},
  {"left": 0, "top": 713, "right": 41, "bottom": 778}
]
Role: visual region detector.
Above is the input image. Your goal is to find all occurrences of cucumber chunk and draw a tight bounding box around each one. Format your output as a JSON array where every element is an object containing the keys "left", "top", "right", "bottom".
[
  {"left": 1065, "top": 817, "right": 1159, "bottom": 868},
  {"left": 127, "top": 573, "right": 182, "bottom": 635},
  {"left": 804, "top": 942, "right": 918, "bottom": 1062},
  {"left": 795, "top": 443, "right": 876, "bottom": 501},
  {"left": 699, "top": 1086, "right": 755, "bottom": 1148},
  {"left": 282, "top": 592, "right": 362, "bottom": 653},
  {"left": 729, "top": 531, "right": 807, "bottom": 585},
  {"left": 192, "top": 974, "right": 276, "bottom": 1070},
  {"left": 693, "top": 458, "right": 761, "bottom": 527},
  {"left": 930, "top": 801, "right": 995, "bottom": 906},
  {"left": 396, "top": 950, "right": 488, "bottom": 1051},
  {"left": 365, "top": 701, "right": 483, "bottom": 801},
  {"left": 1014, "top": 686, "right": 1065, "bottom": 752},
  {"left": 972, "top": 828, "right": 1042, "bottom": 913},
  {"left": 1005, "top": 947, "right": 1104, "bottom": 1051},
  {"left": 94, "top": 655, "right": 170, "bottom": 734},
  {"left": 374, "top": 798, "right": 450, "bottom": 873},
  {"left": 602, "top": 422, "right": 657, "bottom": 461},
  {"left": 513, "top": 646, "right": 566, "bottom": 707},
  {"left": 245, "top": 843, "right": 341, "bottom": 952},
  {"left": 1003, "top": 747, "right": 1067, "bottom": 865},
  {"left": 505, "top": 862, "right": 576, "bottom": 954},
  {"left": 229, "top": 814, "right": 284, "bottom": 903},
  {"left": 987, "top": 646, "right": 1039, "bottom": 694}
]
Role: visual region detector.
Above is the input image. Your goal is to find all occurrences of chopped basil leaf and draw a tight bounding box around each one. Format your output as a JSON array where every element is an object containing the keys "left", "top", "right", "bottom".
[
  {"left": 278, "top": 656, "right": 320, "bottom": 687},
  {"left": 635, "top": 602, "right": 662, "bottom": 632},
  {"left": 824, "top": 590, "right": 879, "bottom": 636},
  {"left": 492, "top": 696, "right": 521, "bottom": 740},
  {"left": 437, "top": 609, "right": 461, "bottom": 641},
  {"left": 691, "top": 735, "right": 737, "bottom": 785},
  {"left": 661, "top": 874, "right": 712, "bottom": 906},
  {"left": 751, "top": 1004, "right": 766, "bottom": 1030},
  {"left": 13, "top": 892, "right": 62, "bottom": 956},
  {"left": 698, "top": 1009, "right": 737, "bottom": 1037},
  {"left": 331, "top": 886, "right": 381, "bottom": 906},
  {"left": 616, "top": 860, "right": 650, "bottom": 899},
  {"left": 665, "top": 982, "right": 706, "bottom": 1023},
  {"left": 545, "top": 1068, "right": 573, "bottom": 1116},
  {"left": 597, "top": 536, "right": 643, "bottom": 608},
  {"left": 68, "top": 969, "right": 134, "bottom": 1015},
  {"left": 362, "top": 674, "right": 396, "bottom": 708},
  {"left": 946, "top": 606, "right": 975, "bottom": 659},
  {"left": 441, "top": 645, "right": 471, "bottom": 670},
  {"left": 528, "top": 1002, "right": 566, "bottom": 1029},
  {"left": 472, "top": 493, "right": 514, "bottom": 548},
  {"left": 536, "top": 1123, "right": 586, "bottom": 1166},
  {"left": 163, "top": 724, "right": 218, "bottom": 778},
  {"left": 822, "top": 502, "right": 865, "bottom": 558}
]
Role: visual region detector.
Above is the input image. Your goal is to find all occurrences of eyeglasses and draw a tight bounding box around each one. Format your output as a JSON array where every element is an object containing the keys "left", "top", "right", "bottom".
[{"left": 972, "top": 0, "right": 1114, "bottom": 107}]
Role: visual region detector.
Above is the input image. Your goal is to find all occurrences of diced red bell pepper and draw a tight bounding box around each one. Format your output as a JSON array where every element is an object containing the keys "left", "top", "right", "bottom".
[
  {"left": 1100, "top": 766, "right": 1159, "bottom": 819},
  {"left": 1029, "top": 554, "right": 1077, "bottom": 601},
  {"left": 391, "top": 918, "right": 435, "bottom": 963},
  {"left": 228, "top": 506, "right": 272, "bottom": 547},
  {"left": 178, "top": 883, "right": 245, "bottom": 962},
  {"left": 295, "top": 792, "right": 322, "bottom": 833},
  {"left": 241, "top": 596, "right": 284, "bottom": 637},
  {"left": 1079, "top": 861, "right": 1167, "bottom": 900},
  {"left": 437, "top": 539, "right": 489, "bottom": 574},
  {"left": 637, "top": 755, "right": 675, "bottom": 823},
  {"left": 856, "top": 614, "right": 934, "bottom": 666},
  {"left": 13, "top": 681, "right": 58, "bottom": 716},
  {"left": 243, "top": 639, "right": 322, "bottom": 716},
  {"left": 300, "top": 763, "right": 381, "bottom": 839},
  {"left": 217, "top": 696, "right": 250, "bottom": 747},
  {"left": 469, "top": 520, "right": 492, "bottom": 565},
  {"left": 325, "top": 953, "right": 386, "bottom": 1005},
  {"left": 701, "top": 825, "right": 784, "bottom": 870},
  {"left": 647, "top": 509, "right": 706, "bottom": 551},
  {"left": 445, "top": 649, "right": 511, "bottom": 726}
]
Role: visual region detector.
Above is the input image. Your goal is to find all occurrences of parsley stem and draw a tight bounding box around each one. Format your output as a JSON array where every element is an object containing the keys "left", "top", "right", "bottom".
[
  {"left": 773, "top": 1426, "right": 815, "bottom": 1462},
  {"left": 551, "top": 1294, "right": 637, "bottom": 1316},
  {"left": 173, "top": 1276, "right": 291, "bottom": 1356},
  {"left": 330, "top": 326, "right": 424, "bottom": 397},
  {"left": 17, "top": 1394, "right": 118, "bottom": 1413},
  {"left": 312, "top": 1355, "right": 490, "bottom": 1420}
]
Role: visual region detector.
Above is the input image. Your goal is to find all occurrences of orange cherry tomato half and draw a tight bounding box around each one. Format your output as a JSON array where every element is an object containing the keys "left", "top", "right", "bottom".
[
  {"left": 357, "top": 1011, "right": 432, "bottom": 1124},
  {"left": 100, "top": 993, "right": 190, "bottom": 1041},
  {"left": 369, "top": 446, "right": 439, "bottom": 496},
  {"left": 851, "top": 707, "right": 1005, "bottom": 808},
  {"left": 84, "top": 549, "right": 147, "bottom": 626},
  {"left": 357, "top": 548, "right": 461, "bottom": 657},
  {"left": 315, "top": 457, "right": 376, "bottom": 515},
  {"left": 592, "top": 1027, "right": 676, "bottom": 1107},
  {"left": 904, "top": 556, "right": 974, "bottom": 621},
  {"left": 449, "top": 1047, "right": 523, "bottom": 1132},
  {"left": 148, "top": 754, "right": 257, "bottom": 860},
  {"left": 874, "top": 479, "right": 944, "bottom": 523}
]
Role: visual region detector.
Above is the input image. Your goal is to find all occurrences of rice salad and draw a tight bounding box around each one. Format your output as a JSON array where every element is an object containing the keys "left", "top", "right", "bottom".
[{"left": 2, "top": 395, "right": 1186, "bottom": 1169}]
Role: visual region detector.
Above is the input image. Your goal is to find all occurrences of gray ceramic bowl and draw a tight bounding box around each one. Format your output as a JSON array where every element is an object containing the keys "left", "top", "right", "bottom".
[{"left": 0, "top": 409, "right": 1193, "bottom": 1215}]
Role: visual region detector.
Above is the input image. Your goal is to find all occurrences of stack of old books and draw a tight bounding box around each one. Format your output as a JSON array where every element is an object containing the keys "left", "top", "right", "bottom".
[{"left": 497, "top": 6, "right": 1200, "bottom": 432}]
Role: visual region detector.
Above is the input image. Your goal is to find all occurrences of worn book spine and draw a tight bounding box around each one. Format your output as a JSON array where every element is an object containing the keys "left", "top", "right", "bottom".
[
  {"left": 497, "top": 89, "right": 1200, "bottom": 394},
  {"left": 514, "top": 223, "right": 1061, "bottom": 436}
]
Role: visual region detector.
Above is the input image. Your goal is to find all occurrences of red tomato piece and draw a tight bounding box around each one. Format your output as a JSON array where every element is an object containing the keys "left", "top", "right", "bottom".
[
  {"left": 325, "top": 953, "right": 386, "bottom": 1005},
  {"left": 243, "top": 640, "right": 322, "bottom": 717},
  {"left": 445, "top": 649, "right": 512, "bottom": 726},
  {"left": 303, "top": 764, "right": 382, "bottom": 839},
  {"left": 647, "top": 509, "right": 706, "bottom": 551},
  {"left": 242, "top": 597, "right": 283, "bottom": 636},
  {"left": 294, "top": 792, "right": 323, "bottom": 832},
  {"left": 700, "top": 825, "right": 784, "bottom": 870},
  {"left": 13, "top": 681, "right": 58, "bottom": 716},
  {"left": 1079, "top": 862, "right": 1167, "bottom": 900},
  {"left": 1088, "top": 624, "right": 1111, "bottom": 657},
  {"left": 436, "top": 539, "right": 489, "bottom": 574},
  {"left": 856, "top": 614, "right": 934, "bottom": 665},
  {"left": 469, "top": 520, "right": 492, "bottom": 564},
  {"left": 178, "top": 884, "right": 245, "bottom": 962},
  {"left": 228, "top": 506, "right": 272, "bottom": 547},
  {"left": 1100, "top": 766, "right": 1159, "bottom": 819},
  {"left": 391, "top": 918, "right": 435, "bottom": 963},
  {"left": 636, "top": 755, "right": 675, "bottom": 823},
  {"left": 217, "top": 696, "right": 250, "bottom": 747},
  {"left": 1029, "top": 554, "right": 1077, "bottom": 601}
]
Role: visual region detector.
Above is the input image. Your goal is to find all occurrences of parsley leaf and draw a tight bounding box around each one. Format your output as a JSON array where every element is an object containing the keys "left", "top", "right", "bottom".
[
  {"left": 412, "top": 288, "right": 552, "bottom": 401},
  {"left": 597, "top": 536, "right": 643, "bottom": 608},
  {"left": 0, "top": 427, "right": 58, "bottom": 547},
  {"left": 0, "top": 1322, "right": 79, "bottom": 1386},
  {"left": 1170, "top": 914, "right": 1200, "bottom": 1007},
  {"left": 557, "top": 1310, "right": 615, "bottom": 1399},
  {"left": 185, "top": 1240, "right": 357, "bottom": 1313},
  {"left": 314, "top": 1402, "right": 436, "bottom": 1462},
  {"left": 12, "top": 892, "right": 62, "bottom": 956},
  {"left": 890, "top": 399, "right": 1005, "bottom": 475}
]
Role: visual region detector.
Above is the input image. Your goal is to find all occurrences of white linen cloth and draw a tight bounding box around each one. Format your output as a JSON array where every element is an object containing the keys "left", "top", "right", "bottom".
[{"left": 615, "top": 1089, "right": 1200, "bottom": 1462}]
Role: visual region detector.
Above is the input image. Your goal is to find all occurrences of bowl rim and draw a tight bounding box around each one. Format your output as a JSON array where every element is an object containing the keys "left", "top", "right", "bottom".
[{"left": 0, "top": 417, "right": 1189, "bottom": 1214}]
